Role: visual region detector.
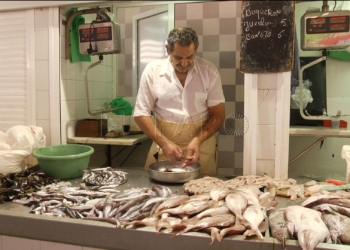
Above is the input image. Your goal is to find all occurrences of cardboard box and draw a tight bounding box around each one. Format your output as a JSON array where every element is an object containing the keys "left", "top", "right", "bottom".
[{"left": 76, "top": 119, "right": 107, "bottom": 137}]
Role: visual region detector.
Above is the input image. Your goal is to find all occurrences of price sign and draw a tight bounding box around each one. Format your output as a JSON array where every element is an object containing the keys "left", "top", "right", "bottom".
[{"left": 240, "top": 1, "right": 295, "bottom": 73}]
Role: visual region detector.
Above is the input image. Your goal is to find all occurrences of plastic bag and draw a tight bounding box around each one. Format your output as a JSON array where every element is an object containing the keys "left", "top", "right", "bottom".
[
  {"left": 108, "top": 97, "right": 134, "bottom": 115},
  {"left": 6, "top": 125, "right": 46, "bottom": 154},
  {"left": 341, "top": 145, "right": 350, "bottom": 183},
  {"left": 0, "top": 150, "right": 29, "bottom": 175},
  {"left": 291, "top": 79, "right": 313, "bottom": 109},
  {"left": 0, "top": 125, "right": 46, "bottom": 175}
]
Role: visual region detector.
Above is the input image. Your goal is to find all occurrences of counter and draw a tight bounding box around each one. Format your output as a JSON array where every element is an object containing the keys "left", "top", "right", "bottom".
[
  {"left": 67, "top": 133, "right": 149, "bottom": 146},
  {"left": 67, "top": 133, "right": 150, "bottom": 167},
  {"left": 290, "top": 126, "right": 350, "bottom": 138},
  {"left": 0, "top": 168, "right": 349, "bottom": 250}
]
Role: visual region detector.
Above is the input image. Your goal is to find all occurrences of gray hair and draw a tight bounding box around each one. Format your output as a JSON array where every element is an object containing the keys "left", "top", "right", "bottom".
[{"left": 167, "top": 27, "right": 199, "bottom": 52}]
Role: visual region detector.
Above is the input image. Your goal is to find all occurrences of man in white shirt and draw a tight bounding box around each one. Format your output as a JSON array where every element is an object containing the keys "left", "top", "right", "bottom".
[{"left": 133, "top": 27, "right": 225, "bottom": 175}]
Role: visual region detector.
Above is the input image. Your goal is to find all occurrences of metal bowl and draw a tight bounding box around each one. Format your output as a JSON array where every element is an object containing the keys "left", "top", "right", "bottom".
[{"left": 148, "top": 160, "right": 200, "bottom": 183}]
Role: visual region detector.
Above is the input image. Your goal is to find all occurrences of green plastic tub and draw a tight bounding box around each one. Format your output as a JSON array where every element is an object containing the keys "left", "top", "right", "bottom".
[{"left": 33, "top": 144, "right": 94, "bottom": 179}]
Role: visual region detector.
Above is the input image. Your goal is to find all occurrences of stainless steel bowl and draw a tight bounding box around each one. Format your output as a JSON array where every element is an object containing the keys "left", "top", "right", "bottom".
[{"left": 148, "top": 160, "right": 200, "bottom": 183}]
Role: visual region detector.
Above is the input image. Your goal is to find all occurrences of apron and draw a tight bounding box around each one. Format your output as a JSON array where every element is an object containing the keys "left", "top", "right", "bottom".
[{"left": 144, "top": 117, "right": 217, "bottom": 175}]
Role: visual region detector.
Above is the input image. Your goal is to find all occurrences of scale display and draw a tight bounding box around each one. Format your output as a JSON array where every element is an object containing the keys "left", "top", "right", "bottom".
[
  {"left": 301, "top": 10, "right": 350, "bottom": 50},
  {"left": 79, "top": 27, "right": 112, "bottom": 42},
  {"left": 306, "top": 15, "right": 349, "bottom": 34}
]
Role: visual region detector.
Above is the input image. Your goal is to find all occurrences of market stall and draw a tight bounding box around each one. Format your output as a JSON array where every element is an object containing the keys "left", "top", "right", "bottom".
[{"left": 1, "top": 167, "right": 350, "bottom": 250}]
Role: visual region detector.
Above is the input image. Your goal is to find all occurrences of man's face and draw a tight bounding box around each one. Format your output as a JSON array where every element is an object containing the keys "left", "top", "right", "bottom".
[{"left": 166, "top": 42, "right": 196, "bottom": 73}]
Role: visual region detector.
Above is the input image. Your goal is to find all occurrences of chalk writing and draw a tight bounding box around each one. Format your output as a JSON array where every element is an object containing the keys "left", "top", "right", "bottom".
[{"left": 240, "top": 1, "right": 295, "bottom": 73}]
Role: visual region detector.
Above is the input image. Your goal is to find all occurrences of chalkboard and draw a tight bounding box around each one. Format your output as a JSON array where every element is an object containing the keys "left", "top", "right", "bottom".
[{"left": 240, "top": 1, "right": 295, "bottom": 73}]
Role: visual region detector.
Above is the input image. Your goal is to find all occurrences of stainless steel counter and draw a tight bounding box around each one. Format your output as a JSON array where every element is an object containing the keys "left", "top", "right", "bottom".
[{"left": 0, "top": 168, "right": 348, "bottom": 250}]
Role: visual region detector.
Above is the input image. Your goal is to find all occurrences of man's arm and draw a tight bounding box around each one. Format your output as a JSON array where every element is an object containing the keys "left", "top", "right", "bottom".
[
  {"left": 182, "top": 102, "right": 225, "bottom": 167},
  {"left": 134, "top": 116, "right": 184, "bottom": 163}
]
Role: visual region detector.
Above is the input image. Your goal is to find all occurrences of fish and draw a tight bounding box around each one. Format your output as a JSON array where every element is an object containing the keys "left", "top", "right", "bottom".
[
  {"left": 321, "top": 211, "right": 350, "bottom": 244},
  {"left": 301, "top": 194, "right": 350, "bottom": 208},
  {"left": 284, "top": 205, "right": 330, "bottom": 250},
  {"left": 216, "top": 224, "right": 246, "bottom": 242},
  {"left": 81, "top": 167, "right": 128, "bottom": 186},
  {"left": 242, "top": 205, "right": 265, "bottom": 239},
  {"left": 179, "top": 214, "right": 235, "bottom": 234},
  {"left": 181, "top": 199, "right": 214, "bottom": 215},
  {"left": 235, "top": 187, "right": 261, "bottom": 207},
  {"left": 244, "top": 220, "right": 267, "bottom": 237},
  {"left": 195, "top": 205, "right": 231, "bottom": 220},
  {"left": 209, "top": 187, "right": 230, "bottom": 207},
  {"left": 225, "top": 192, "right": 250, "bottom": 227},
  {"left": 201, "top": 227, "right": 221, "bottom": 244},
  {"left": 312, "top": 203, "right": 350, "bottom": 218},
  {"left": 153, "top": 194, "right": 190, "bottom": 216},
  {"left": 268, "top": 208, "right": 290, "bottom": 242}
]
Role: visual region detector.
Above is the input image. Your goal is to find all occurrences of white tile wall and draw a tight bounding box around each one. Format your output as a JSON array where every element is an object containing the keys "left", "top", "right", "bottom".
[{"left": 34, "top": 8, "right": 51, "bottom": 145}]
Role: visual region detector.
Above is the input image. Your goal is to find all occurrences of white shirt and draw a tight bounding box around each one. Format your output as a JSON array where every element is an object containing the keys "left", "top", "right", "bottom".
[{"left": 133, "top": 56, "right": 225, "bottom": 123}]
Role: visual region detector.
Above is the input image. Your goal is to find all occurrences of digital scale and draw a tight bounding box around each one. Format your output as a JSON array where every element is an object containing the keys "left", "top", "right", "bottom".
[
  {"left": 298, "top": 10, "right": 350, "bottom": 121},
  {"left": 301, "top": 10, "right": 350, "bottom": 50},
  {"left": 77, "top": 9, "right": 122, "bottom": 116},
  {"left": 78, "top": 21, "right": 121, "bottom": 56}
]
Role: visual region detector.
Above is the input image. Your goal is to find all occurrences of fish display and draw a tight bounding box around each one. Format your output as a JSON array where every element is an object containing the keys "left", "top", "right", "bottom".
[
  {"left": 6, "top": 169, "right": 350, "bottom": 249},
  {"left": 81, "top": 167, "right": 127, "bottom": 186},
  {"left": 0, "top": 168, "right": 56, "bottom": 203}
]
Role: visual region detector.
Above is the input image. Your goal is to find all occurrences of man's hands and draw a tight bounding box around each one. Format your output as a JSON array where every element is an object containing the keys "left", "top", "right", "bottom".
[
  {"left": 180, "top": 137, "right": 200, "bottom": 168},
  {"left": 161, "top": 140, "right": 184, "bottom": 163}
]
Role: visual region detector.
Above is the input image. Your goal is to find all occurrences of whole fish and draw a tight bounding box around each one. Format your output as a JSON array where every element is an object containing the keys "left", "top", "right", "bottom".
[
  {"left": 225, "top": 192, "right": 250, "bottom": 227},
  {"left": 284, "top": 205, "right": 330, "bottom": 250},
  {"left": 268, "top": 208, "right": 290, "bottom": 242},
  {"left": 180, "top": 214, "right": 235, "bottom": 234},
  {"left": 242, "top": 205, "right": 265, "bottom": 239},
  {"left": 312, "top": 203, "right": 350, "bottom": 218},
  {"left": 195, "top": 205, "right": 231, "bottom": 220},
  {"left": 301, "top": 194, "right": 350, "bottom": 208},
  {"left": 235, "top": 187, "right": 261, "bottom": 208},
  {"left": 153, "top": 194, "right": 190, "bottom": 216},
  {"left": 181, "top": 199, "right": 214, "bottom": 215},
  {"left": 322, "top": 211, "right": 350, "bottom": 244},
  {"left": 209, "top": 187, "right": 230, "bottom": 207}
]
